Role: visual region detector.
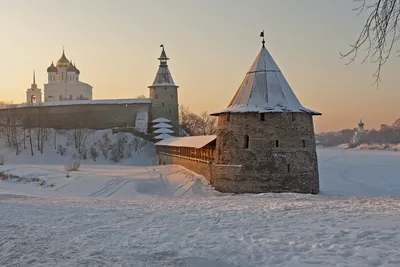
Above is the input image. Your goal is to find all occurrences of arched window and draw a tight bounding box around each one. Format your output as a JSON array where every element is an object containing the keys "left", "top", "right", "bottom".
[
  {"left": 31, "top": 95, "right": 36, "bottom": 103},
  {"left": 275, "top": 140, "right": 280, "bottom": 147},
  {"left": 287, "top": 164, "right": 291, "bottom": 173},
  {"left": 162, "top": 102, "right": 164, "bottom": 106},
  {"left": 260, "top": 113, "right": 265, "bottom": 121},
  {"left": 302, "top": 140, "right": 306, "bottom": 148},
  {"left": 59, "top": 95, "right": 63, "bottom": 100},
  {"left": 244, "top": 135, "right": 249, "bottom": 149}
]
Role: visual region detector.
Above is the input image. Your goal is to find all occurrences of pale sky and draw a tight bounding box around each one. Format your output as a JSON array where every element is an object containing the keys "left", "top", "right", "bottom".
[{"left": 0, "top": 0, "right": 399, "bottom": 133}]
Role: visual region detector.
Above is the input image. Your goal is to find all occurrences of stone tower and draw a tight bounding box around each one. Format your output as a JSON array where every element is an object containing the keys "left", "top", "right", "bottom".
[
  {"left": 210, "top": 35, "right": 321, "bottom": 194},
  {"left": 26, "top": 71, "right": 42, "bottom": 103},
  {"left": 149, "top": 45, "right": 179, "bottom": 135}
]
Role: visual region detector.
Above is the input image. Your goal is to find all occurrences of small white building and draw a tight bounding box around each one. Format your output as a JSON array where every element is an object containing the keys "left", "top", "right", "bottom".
[
  {"left": 44, "top": 50, "right": 92, "bottom": 102},
  {"left": 352, "top": 120, "right": 367, "bottom": 144}
]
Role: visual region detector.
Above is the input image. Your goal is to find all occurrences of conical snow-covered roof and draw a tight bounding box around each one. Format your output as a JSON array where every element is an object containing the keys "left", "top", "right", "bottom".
[
  {"left": 152, "top": 117, "right": 171, "bottom": 123},
  {"left": 149, "top": 46, "right": 178, "bottom": 87},
  {"left": 154, "top": 133, "right": 173, "bottom": 140},
  {"left": 153, "top": 128, "right": 174, "bottom": 134},
  {"left": 211, "top": 42, "right": 320, "bottom": 115},
  {"left": 152, "top": 122, "right": 173, "bottom": 129}
]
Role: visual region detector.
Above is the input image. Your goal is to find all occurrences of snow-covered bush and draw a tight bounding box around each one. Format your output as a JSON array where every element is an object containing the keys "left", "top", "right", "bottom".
[
  {"left": 99, "top": 132, "right": 111, "bottom": 159},
  {"left": 114, "top": 133, "right": 127, "bottom": 159},
  {"left": 65, "top": 153, "right": 81, "bottom": 171},
  {"left": 90, "top": 145, "right": 99, "bottom": 161},
  {"left": 80, "top": 146, "right": 87, "bottom": 160},
  {"left": 139, "top": 139, "right": 148, "bottom": 151},
  {"left": 132, "top": 137, "right": 140, "bottom": 152},
  {"left": 108, "top": 149, "right": 119, "bottom": 162},
  {"left": 57, "top": 145, "right": 66, "bottom": 156}
]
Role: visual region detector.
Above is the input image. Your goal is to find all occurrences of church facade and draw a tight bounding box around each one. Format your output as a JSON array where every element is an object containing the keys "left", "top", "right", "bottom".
[{"left": 44, "top": 51, "right": 92, "bottom": 102}]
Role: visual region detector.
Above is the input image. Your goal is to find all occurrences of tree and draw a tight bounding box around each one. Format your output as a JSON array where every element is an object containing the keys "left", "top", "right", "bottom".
[
  {"left": 342, "top": 0, "right": 400, "bottom": 86},
  {"left": 199, "top": 111, "right": 217, "bottom": 135},
  {"left": 68, "top": 110, "right": 93, "bottom": 158},
  {"left": 179, "top": 106, "right": 217, "bottom": 136}
]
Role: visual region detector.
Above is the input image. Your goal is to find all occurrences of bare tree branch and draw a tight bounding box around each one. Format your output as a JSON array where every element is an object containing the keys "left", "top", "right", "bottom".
[{"left": 341, "top": 0, "right": 400, "bottom": 87}]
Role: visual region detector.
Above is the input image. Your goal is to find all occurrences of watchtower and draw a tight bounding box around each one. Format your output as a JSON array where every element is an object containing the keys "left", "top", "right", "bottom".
[{"left": 210, "top": 33, "right": 321, "bottom": 194}]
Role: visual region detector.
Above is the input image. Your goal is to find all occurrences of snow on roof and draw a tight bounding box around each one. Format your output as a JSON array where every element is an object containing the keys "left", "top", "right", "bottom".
[
  {"left": 152, "top": 122, "right": 173, "bottom": 129},
  {"left": 153, "top": 128, "right": 174, "bottom": 134},
  {"left": 149, "top": 65, "right": 177, "bottom": 87},
  {"left": 155, "top": 135, "right": 216, "bottom": 149},
  {"left": 152, "top": 117, "right": 171, "bottom": 123},
  {"left": 154, "top": 133, "right": 174, "bottom": 140},
  {"left": 1, "top": 98, "right": 151, "bottom": 109},
  {"left": 211, "top": 45, "right": 320, "bottom": 116},
  {"left": 149, "top": 47, "right": 177, "bottom": 87}
]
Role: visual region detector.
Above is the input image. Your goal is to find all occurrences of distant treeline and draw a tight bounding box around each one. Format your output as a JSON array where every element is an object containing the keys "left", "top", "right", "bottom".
[{"left": 316, "top": 122, "right": 400, "bottom": 147}]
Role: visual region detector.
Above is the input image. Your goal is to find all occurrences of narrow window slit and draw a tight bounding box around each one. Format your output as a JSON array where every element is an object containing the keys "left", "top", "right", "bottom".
[{"left": 244, "top": 135, "right": 249, "bottom": 149}]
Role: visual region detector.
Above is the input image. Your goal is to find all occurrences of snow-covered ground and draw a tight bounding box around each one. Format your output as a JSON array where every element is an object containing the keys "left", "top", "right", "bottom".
[
  {"left": 0, "top": 165, "right": 216, "bottom": 200},
  {"left": 1, "top": 146, "right": 400, "bottom": 266},
  {"left": 319, "top": 147, "right": 400, "bottom": 197},
  {"left": 1, "top": 194, "right": 400, "bottom": 267}
]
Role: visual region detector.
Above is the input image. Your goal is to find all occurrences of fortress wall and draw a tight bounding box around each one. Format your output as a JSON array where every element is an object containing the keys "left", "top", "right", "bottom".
[
  {"left": 0, "top": 103, "right": 151, "bottom": 130},
  {"left": 156, "top": 150, "right": 319, "bottom": 194},
  {"left": 158, "top": 153, "right": 212, "bottom": 180},
  {"left": 209, "top": 164, "right": 242, "bottom": 192}
]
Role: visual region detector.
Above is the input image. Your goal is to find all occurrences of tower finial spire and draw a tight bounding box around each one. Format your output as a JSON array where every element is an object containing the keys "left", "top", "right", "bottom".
[
  {"left": 63, "top": 46, "right": 64, "bottom": 53},
  {"left": 158, "top": 44, "right": 169, "bottom": 65},
  {"left": 260, "top": 30, "right": 265, "bottom": 47},
  {"left": 33, "top": 70, "right": 36, "bottom": 85}
]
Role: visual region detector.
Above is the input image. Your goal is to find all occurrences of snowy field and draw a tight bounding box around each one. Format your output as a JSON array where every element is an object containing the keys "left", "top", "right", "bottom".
[
  {"left": 319, "top": 148, "right": 400, "bottom": 197},
  {"left": 1, "top": 147, "right": 400, "bottom": 266}
]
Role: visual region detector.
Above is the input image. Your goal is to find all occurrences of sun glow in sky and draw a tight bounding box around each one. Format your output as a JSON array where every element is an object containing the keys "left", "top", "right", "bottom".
[{"left": 1, "top": 0, "right": 399, "bottom": 133}]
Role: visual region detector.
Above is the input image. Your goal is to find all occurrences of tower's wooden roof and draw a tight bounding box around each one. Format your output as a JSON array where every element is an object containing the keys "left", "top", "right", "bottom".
[{"left": 211, "top": 41, "right": 320, "bottom": 116}]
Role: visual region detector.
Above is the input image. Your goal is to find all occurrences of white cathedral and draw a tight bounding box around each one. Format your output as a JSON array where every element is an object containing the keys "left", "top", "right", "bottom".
[{"left": 26, "top": 50, "right": 92, "bottom": 103}]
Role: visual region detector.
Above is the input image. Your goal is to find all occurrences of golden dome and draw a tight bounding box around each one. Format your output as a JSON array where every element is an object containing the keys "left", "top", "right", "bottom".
[
  {"left": 56, "top": 51, "right": 70, "bottom": 67},
  {"left": 66, "top": 61, "right": 77, "bottom": 72},
  {"left": 47, "top": 62, "right": 57, "bottom": 73},
  {"left": 74, "top": 63, "right": 80, "bottom": 74}
]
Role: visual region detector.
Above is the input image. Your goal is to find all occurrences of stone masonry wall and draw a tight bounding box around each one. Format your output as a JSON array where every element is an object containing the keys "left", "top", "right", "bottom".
[
  {"left": 0, "top": 103, "right": 151, "bottom": 130},
  {"left": 149, "top": 85, "right": 179, "bottom": 135},
  {"left": 214, "top": 112, "right": 320, "bottom": 194}
]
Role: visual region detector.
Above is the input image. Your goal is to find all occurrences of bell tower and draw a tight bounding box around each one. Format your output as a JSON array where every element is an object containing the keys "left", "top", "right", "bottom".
[
  {"left": 26, "top": 71, "right": 42, "bottom": 104},
  {"left": 148, "top": 45, "right": 179, "bottom": 135}
]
